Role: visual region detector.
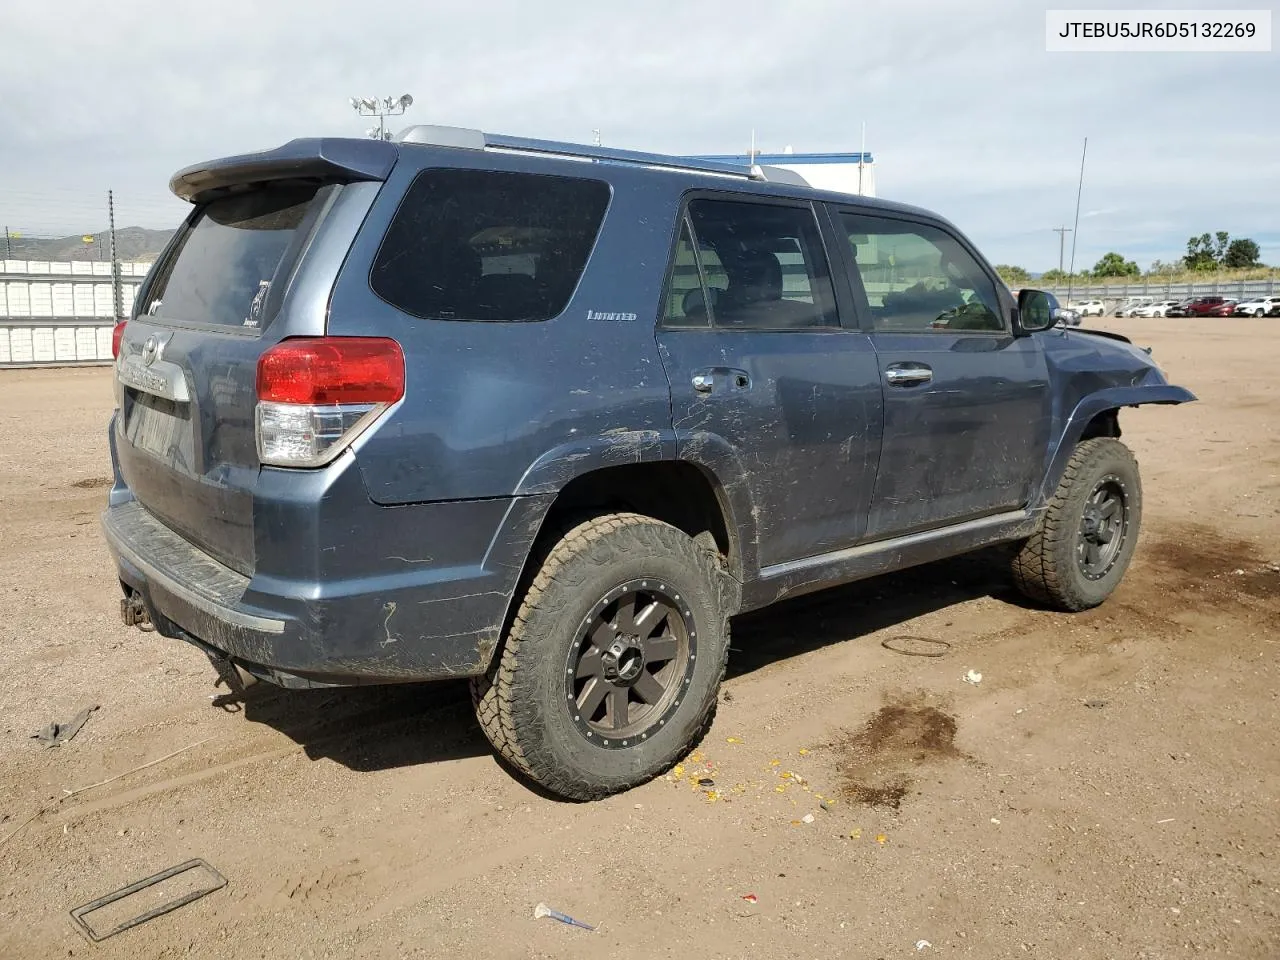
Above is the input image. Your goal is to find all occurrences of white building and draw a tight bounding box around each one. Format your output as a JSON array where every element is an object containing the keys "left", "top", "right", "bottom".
[{"left": 686, "top": 150, "right": 876, "bottom": 197}]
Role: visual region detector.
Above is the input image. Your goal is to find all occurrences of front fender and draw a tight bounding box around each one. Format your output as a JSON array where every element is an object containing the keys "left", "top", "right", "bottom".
[{"left": 1040, "top": 383, "right": 1196, "bottom": 500}]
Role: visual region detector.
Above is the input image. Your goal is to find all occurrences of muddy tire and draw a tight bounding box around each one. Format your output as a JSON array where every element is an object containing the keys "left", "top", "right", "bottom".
[
  {"left": 1012, "top": 438, "right": 1142, "bottom": 611},
  {"left": 471, "top": 513, "right": 730, "bottom": 800}
]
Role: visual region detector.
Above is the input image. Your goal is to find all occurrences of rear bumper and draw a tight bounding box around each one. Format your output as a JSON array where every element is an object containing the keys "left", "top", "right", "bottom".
[{"left": 102, "top": 485, "right": 551, "bottom": 687}]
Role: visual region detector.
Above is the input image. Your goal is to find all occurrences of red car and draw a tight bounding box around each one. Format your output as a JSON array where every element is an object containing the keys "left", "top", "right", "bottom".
[
  {"left": 1181, "top": 296, "right": 1229, "bottom": 317},
  {"left": 1206, "top": 299, "right": 1240, "bottom": 318}
]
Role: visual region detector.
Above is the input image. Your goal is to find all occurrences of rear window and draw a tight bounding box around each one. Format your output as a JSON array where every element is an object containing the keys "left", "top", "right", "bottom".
[
  {"left": 140, "top": 185, "right": 321, "bottom": 329},
  {"left": 370, "top": 168, "right": 611, "bottom": 322}
]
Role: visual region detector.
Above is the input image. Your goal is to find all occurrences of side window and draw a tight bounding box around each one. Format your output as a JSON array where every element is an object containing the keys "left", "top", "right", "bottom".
[
  {"left": 371, "top": 168, "right": 610, "bottom": 322},
  {"left": 839, "top": 213, "right": 1004, "bottom": 333},
  {"left": 662, "top": 220, "right": 708, "bottom": 327},
  {"left": 665, "top": 199, "right": 836, "bottom": 330}
]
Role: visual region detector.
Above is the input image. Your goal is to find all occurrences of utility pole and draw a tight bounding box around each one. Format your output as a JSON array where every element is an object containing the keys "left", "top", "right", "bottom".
[
  {"left": 1053, "top": 226, "right": 1072, "bottom": 276},
  {"left": 858, "top": 122, "right": 866, "bottom": 196},
  {"left": 3, "top": 226, "right": 10, "bottom": 258},
  {"left": 108, "top": 190, "right": 122, "bottom": 320},
  {"left": 592, "top": 129, "right": 601, "bottom": 146}
]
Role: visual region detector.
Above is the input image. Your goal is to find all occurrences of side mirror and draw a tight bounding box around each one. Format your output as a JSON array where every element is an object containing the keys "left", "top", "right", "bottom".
[{"left": 1016, "top": 288, "right": 1055, "bottom": 333}]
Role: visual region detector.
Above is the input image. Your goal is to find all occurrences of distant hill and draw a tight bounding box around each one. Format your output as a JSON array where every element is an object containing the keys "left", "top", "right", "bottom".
[{"left": 3, "top": 227, "right": 176, "bottom": 263}]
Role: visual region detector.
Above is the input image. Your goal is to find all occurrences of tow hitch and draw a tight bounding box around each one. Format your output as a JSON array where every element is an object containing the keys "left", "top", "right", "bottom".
[{"left": 120, "top": 592, "right": 152, "bottom": 630}]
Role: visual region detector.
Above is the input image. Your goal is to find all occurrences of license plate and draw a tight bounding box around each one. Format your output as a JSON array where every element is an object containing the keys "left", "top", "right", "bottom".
[{"left": 125, "top": 393, "right": 191, "bottom": 463}]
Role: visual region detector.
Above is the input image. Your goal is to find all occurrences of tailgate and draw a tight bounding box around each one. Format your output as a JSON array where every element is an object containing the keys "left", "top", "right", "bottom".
[{"left": 115, "top": 181, "right": 336, "bottom": 576}]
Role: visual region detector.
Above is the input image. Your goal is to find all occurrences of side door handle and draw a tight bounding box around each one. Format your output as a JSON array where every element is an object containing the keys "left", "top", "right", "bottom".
[
  {"left": 884, "top": 362, "right": 933, "bottom": 387},
  {"left": 692, "top": 368, "right": 751, "bottom": 393}
]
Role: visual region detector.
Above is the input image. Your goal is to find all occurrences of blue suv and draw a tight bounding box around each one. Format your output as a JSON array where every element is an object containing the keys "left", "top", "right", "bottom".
[{"left": 104, "top": 125, "right": 1194, "bottom": 799}]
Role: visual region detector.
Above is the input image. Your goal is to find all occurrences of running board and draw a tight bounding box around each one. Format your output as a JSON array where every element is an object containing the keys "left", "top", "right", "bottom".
[{"left": 741, "top": 509, "right": 1038, "bottom": 612}]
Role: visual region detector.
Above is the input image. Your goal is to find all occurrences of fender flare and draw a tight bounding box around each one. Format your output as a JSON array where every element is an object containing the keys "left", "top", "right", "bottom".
[
  {"left": 1040, "top": 384, "right": 1196, "bottom": 500},
  {"left": 511, "top": 428, "right": 760, "bottom": 583}
]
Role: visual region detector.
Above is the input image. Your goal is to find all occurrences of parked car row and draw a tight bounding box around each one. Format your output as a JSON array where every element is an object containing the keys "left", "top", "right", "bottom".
[{"left": 1110, "top": 294, "right": 1280, "bottom": 318}]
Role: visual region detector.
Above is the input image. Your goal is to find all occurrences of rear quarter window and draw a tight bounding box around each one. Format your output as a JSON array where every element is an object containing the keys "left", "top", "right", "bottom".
[{"left": 369, "top": 168, "right": 611, "bottom": 322}]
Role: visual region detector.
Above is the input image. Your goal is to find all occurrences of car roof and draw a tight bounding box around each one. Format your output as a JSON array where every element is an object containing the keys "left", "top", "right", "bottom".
[{"left": 391, "top": 126, "right": 946, "bottom": 222}]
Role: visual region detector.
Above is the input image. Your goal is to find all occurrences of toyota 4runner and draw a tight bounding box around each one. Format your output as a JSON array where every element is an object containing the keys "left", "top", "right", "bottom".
[{"left": 103, "top": 125, "right": 1194, "bottom": 800}]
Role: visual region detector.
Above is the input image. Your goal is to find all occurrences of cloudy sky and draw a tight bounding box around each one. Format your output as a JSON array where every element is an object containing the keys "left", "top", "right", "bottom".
[{"left": 1, "top": 0, "right": 1276, "bottom": 271}]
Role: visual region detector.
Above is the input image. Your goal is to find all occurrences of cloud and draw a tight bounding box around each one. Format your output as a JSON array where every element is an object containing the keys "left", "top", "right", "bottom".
[{"left": 1, "top": 0, "right": 1274, "bottom": 269}]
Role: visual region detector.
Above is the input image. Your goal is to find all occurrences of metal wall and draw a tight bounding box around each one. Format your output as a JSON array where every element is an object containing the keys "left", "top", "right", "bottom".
[
  {"left": 1042, "top": 279, "right": 1280, "bottom": 302},
  {"left": 0, "top": 260, "right": 149, "bottom": 367}
]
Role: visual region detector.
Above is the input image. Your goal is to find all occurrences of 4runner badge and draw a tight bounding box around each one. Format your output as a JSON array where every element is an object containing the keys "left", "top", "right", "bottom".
[{"left": 586, "top": 310, "right": 638, "bottom": 322}]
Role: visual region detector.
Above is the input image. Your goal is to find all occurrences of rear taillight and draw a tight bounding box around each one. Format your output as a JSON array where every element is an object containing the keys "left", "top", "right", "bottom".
[
  {"left": 111, "top": 320, "right": 127, "bottom": 359},
  {"left": 255, "top": 337, "right": 404, "bottom": 468}
]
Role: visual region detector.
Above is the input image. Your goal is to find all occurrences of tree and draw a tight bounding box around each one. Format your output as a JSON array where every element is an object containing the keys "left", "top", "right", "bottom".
[
  {"left": 1092, "top": 252, "right": 1140, "bottom": 278},
  {"left": 1147, "top": 259, "right": 1177, "bottom": 276},
  {"left": 1223, "top": 238, "right": 1261, "bottom": 269},
  {"left": 994, "top": 264, "right": 1029, "bottom": 285},
  {"left": 1184, "top": 231, "right": 1259, "bottom": 271},
  {"left": 1039, "top": 268, "right": 1069, "bottom": 283},
  {"left": 1184, "top": 233, "right": 1217, "bottom": 271}
]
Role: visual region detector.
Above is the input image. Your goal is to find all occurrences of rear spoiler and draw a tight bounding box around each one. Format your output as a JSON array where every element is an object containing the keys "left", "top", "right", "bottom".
[{"left": 170, "top": 138, "right": 398, "bottom": 204}]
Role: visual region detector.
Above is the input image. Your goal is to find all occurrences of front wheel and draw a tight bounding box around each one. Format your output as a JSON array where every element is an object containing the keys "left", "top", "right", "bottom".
[
  {"left": 472, "top": 514, "right": 730, "bottom": 800},
  {"left": 1011, "top": 438, "right": 1142, "bottom": 611}
]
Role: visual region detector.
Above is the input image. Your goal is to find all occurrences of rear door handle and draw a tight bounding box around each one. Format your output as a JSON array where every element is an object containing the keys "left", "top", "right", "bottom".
[{"left": 884, "top": 363, "right": 933, "bottom": 387}]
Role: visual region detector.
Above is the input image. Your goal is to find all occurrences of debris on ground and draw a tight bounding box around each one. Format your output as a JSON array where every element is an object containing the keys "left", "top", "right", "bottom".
[
  {"left": 740, "top": 893, "right": 758, "bottom": 903},
  {"left": 963, "top": 670, "right": 983, "bottom": 685},
  {"left": 915, "top": 939, "right": 933, "bottom": 951},
  {"left": 801, "top": 813, "right": 815, "bottom": 824},
  {"left": 32, "top": 704, "right": 99, "bottom": 747},
  {"left": 533, "top": 902, "right": 596, "bottom": 931},
  {"left": 875, "top": 833, "right": 888, "bottom": 844},
  {"left": 70, "top": 859, "right": 227, "bottom": 942},
  {"left": 882, "top": 635, "right": 952, "bottom": 657},
  {"left": 1081, "top": 698, "right": 1109, "bottom": 709}
]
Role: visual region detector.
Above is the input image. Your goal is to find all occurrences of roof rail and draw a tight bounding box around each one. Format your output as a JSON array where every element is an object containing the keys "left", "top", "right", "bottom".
[{"left": 394, "top": 124, "right": 802, "bottom": 184}]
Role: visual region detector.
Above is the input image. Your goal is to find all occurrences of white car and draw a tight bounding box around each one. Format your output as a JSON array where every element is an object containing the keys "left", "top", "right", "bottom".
[
  {"left": 1233, "top": 296, "right": 1280, "bottom": 317},
  {"left": 1115, "top": 296, "right": 1155, "bottom": 317},
  {"left": 1068, "top": 299, "right": 1106, "bottom": 317},
  {"left": 1133, "top": 300, "right": 1182, "bottom": 318}
]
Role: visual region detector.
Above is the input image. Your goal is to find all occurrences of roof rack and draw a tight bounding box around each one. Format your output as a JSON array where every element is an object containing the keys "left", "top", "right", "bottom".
[{"left": 393, "top": 125, "right": 809, "bottom": 186}]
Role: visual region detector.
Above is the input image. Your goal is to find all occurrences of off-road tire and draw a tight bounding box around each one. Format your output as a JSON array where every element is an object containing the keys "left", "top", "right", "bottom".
[
  {"left": 471, "top": 513, "right": 730, "bottom": 800},
  {"left": 1012, "top": 437, "right": 1143, "bottom": 611}
]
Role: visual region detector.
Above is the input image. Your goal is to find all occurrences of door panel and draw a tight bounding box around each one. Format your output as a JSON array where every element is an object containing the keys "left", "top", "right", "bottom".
[
  {"left": 656, "top": 198, "right": 883, "bottom": 571},
  {"left": 833, "top": 209, "right": 1051, "bottom": 540},
  {"left": 867, "top": 332, "right": 1049, "bottom": 537},
  {"left": 658, "top": 329, "right": 883, "bottom": 567}
]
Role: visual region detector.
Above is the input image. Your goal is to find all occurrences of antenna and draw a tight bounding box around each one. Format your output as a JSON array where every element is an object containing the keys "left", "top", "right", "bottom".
[
  {"left": 350, "top": 94, "right": 415, "bottom": 140},
  {"left": 1065, "top": 137, "right": 1088, "bottom": 305}
]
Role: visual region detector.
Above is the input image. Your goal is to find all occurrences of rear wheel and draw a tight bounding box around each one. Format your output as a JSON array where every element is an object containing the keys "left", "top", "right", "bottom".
[
  {"left": 1012, "top": 438, "right": 1142, "bottom": 611},
  {"left": 472, "top": 513, "right": 730, "bottom": 800}
]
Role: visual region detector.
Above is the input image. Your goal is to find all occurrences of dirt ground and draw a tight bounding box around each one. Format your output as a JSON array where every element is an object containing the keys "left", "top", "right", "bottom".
[{"left": 1, "top": 318, "right": 1277, "bottom": 960}]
